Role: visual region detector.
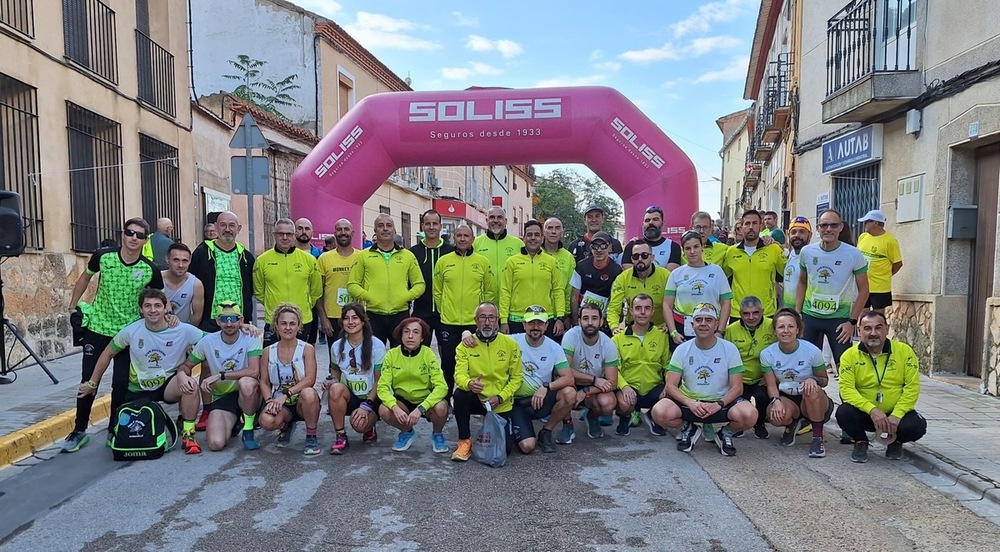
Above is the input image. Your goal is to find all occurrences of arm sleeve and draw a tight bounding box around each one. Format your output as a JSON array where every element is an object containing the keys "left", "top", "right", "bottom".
[
  {"left": 87, "top": 250, "right": 103, "bottom": 274},
  {"left": 187, "top": 338, "right": 208, "bottom": 364},
  {"left": 309, "top": 259, "right": 322, "bottom": 305},
  {"left": 551, "top": 262, "right": 566, "bottom": 318},
  {"left": 252, "top": 258, "right": 264, "bottom": 302},
  {"left": 668, "top": 241, "right": 681, "bottom": 266},
  {"left": 888, "top": 238, "right": 903, "bottom": 264},
  {"left": 664, "top": 271, "right": 678, "bottom": 296},
  {"left": 346, "top": 256, "right": 370, "bottom": 301},
  {"left": 405, "top": 256, "right": 426, "bottom": 302},
  {"left": 607, "top": 274, "right": 625, "bottom": 328},
  {"left": 111, "top": 325, "right": 132, "bottom": 353},
  {"left": 482, "top": 259, "right": 496, "bottom": 303},
  {"left": 432, "top": 258, "right": 443, "bottom": 310},
  {"left": 891, "top": 346, "right": 921, "bottom": 418},
  {"left": 497, "top": 345, "right": 523, "bottom": 404},
  {"left": 602, "top": 339, "right": 620, "bottom": 367},
  {"left": 853, "top": 250, "right": 869, "bottom": 274},
  {"left": 420, "top": 350, "right": 448, "bottom": 410}
]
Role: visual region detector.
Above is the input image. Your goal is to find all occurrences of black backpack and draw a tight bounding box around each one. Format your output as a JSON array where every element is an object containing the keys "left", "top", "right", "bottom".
[{"left": 110, "top": 398, "right": 179, "bottom": 461}]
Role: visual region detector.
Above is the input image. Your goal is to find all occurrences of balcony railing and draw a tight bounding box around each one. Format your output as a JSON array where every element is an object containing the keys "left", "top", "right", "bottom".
[
  {"left": 136, "top": 29, "right": 176, "bottom": 117},
  {"left": 826, "top": 0, "right": 916, "bottom": 96},
  {"left": 63, "top": 0, "right": 118, "bottom": 84},
  {"left": 1, "top": 0, "right": 34, "bottom": 36}
]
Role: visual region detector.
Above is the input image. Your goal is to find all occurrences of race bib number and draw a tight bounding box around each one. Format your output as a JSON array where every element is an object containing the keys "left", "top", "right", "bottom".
[
  {"left": 138, "top": 370, "right": 168, "bottom": 390},
  {"left": 810, "top": 293, "right": 840, "bottom": 315},
  {"left": 344, "top": 375, "right": 371, "bottom": 396},
  {"left": 581, "top": 291, "right": 609, "bottom": 313},
  {"left": 337, "top": 288, "right": 352, "bottom": 307}
]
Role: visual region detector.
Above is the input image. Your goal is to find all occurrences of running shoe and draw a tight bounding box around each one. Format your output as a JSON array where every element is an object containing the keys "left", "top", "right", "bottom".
[
  {"left": 577, "top": 408, "right": 589, "bottom": 421},
  {"left": 616, "top": 414, "right": 631, "bottom": 436},
  {"left": 587, "top": 417, "right": 604, "bottom": 439},
  {"left": 715, "top": 426, "right": 737, "bottom": 457},
  {"left": 182, "top": 433, "right": 202, "bottom": 455},
  {"left": 675, "top": 421, "right": 691, "bottom": 441},
  {"left": 276, "top": 422, "right": 296, "bottom": 448},
  {"left": 885, "top": 441, "right": 903, "bottom": 461},
  {"left": 599, "top": 415, "right": 614, "bottom": 427},
  {"left": 61, "top": 431, "right": 89, "bottom": 453},
  {"left": 556, "top": 422, "right": 576, "bottom": 444},
  {"left": 432, "top": 433, "right": 449, "bottom": 454},
  {"left": 303, "top": 435, "right": 321, "bottom": 456},
  {"left": 677, "top": 423, "right": 702, "bottom": 453},
  {"left": 702, "top": 423, "right": 716, "bottom": 443},
  {"left": 780, "top": 425, "right": 796, "bottom": 447},
  {"left": 363, "top": 427, "right": 378, "bottom": 444},
  {"left": 195, "top": 410, "right": 210, "bottom": 432},
  {"left": 808, "top": 437, "right": 826, "bottom": 458},
  {"left": 629, "top": 411, "right": 641, "bottom": 427},
  {"left": 330, "top": 433, "right": 349, "bottom": 455},
  {"left": 851, "top": 440, "right": 870, "bottom": 463},
  {"left": 451, "top": 438, "right": 472, "bottom": 462},
  {"left": 392, "top": 430, "right": 417, "bottom": 452},
  {"left": 753, "top": 424, "right": 769, "bottom": 439},
  {"left": 242, "top": 430, "right": 260, "bottom": 451},
  {"left": 643, "top": 411, "right": 667, "bottom": 436},
  {"left": 537, "top": 429, "right": 556, "bottom": 453},
  {"left": 796, "top": 420, "right": 813, "bottom": 436},
  {"left": 733, "top": 431, "right": 745, "bottom": 438}
]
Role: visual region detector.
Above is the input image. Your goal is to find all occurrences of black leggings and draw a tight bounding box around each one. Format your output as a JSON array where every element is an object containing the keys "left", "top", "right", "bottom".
[
  {"left": 76, "top": 329, "right": 131, "bottom": 433},
  {"left": 802, "top": 314, "right": 850, "bottom": 365},
  {"left": 370, "top": 312, "right": 407, "bottom": 348},
  {"left": 453, "top": 389, "right": 510, "bottom": 440},
  {"left": 438, "top": 324, "right": 474, "bottom": 401},
  {"left": 836, "top": 403, "right": 927, "bottom": 443}
]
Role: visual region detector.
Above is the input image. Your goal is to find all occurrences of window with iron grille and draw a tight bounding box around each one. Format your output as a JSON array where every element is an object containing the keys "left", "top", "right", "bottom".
[
  {"left": 135, "top": 30, "right": 176, "bottom": 116},
  {"left": 832, "top": 163, "right": 880, "bottom": 243},
  {"left": 0, "top": 73, "right": 43, "bottom": 250},
  {"left": 0, "top": 0, "right": 34, "bottom": 36},
  {"left": 139, "top": 134, "right": 180, "bottom": 241},
  {"left": 63, "top": 0, "right": 118, "bottom": 84},
  {"left": 66, "top": 102, "right": 122, "bottom": 252}
]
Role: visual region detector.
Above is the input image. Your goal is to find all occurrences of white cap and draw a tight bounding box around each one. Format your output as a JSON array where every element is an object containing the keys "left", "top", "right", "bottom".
[
  {"left": 692, "top": 303, "right": 719, "bottom": 320},
  {"left": 858, "top": 209, "right": 887, "bottom": 223}
]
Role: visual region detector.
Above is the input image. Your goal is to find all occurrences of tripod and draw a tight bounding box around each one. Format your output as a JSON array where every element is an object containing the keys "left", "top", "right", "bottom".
[{"left": 0, "top": 262, "right": 59, "bottom": 384}]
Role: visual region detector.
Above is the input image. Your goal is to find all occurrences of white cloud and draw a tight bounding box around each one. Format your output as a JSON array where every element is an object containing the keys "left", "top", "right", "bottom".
[
  {"left": 535, "top": 74, "right": 608, "bottom": 87},
  {"left": 296, "top": 0, "right": 342, "bottom": 17},
  {"left": 670, "top": 0, "right": 757, "bottom": 38},
  {"left": 440, "top": 62, "right": 503, "bottom": 80},
  {"left": 465, "top": 35, "right": 524, "bottom": 58},
  {"left": 694, "top": 55, "right": 750, "bottom": 83},
  {"left": 619, "top": 35, "right": 741, "bottom": 64},
  {"left": 593, "top": 61, "right": 622, "bottom": 72},
  {"left": 452, "top": 11, "right": 478, "bottom": 27},
  {"left": 589, "top": 49, "right": 604, "bottom": 61},
  {"left": 344, "top": 12, "right": 439, "bottom": 51}
]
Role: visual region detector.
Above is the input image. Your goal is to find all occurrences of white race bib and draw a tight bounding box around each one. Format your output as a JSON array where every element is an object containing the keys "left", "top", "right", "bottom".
[
  {"left": 810, "top": 293, "right": 840, "bottom": 315},
  {"left": 337, "top": 288, "right": 352, "bottom": 307},
  {"left": 138, "top": 369, "right": 168, "bottom": 390},
  {"left": 581, "top": 291, "right": 609, "bottom": 313}
]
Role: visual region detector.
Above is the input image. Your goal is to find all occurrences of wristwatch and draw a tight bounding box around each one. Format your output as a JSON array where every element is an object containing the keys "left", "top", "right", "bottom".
[
  {"left": 848, "top": 318, "right": 858, "bottom": 325},
  {"left": 715, "top": 399, "right": 724, "bottom": 407},
  {"left": 220, "top": 372, "right": 226, "bottom": 381}
]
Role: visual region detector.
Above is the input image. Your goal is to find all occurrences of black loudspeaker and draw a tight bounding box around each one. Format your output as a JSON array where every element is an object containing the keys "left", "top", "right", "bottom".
[{"left": 0, "top": 190, "right": 25, "bottom": 257}]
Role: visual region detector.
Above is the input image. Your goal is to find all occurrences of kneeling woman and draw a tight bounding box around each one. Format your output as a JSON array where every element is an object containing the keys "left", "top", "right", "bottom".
[
  {"left": 325, "top": 303, "right": 385, "bottom": 454},
  {"left": 259, "top": 304, "right": 322, "bottom": 455},
  {"left": 760, "top": 308, "right": 833, "bottom": 458},
  {"left": 376, "top": 317, "right": 450, "bottom": 453}
]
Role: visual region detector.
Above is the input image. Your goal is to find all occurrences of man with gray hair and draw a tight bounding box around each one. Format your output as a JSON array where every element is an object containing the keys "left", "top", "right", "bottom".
[
  {"left": 189, "top": 210, "right": 255, "bottom": 333},
  {"left": 473, "top": 206, "right": 524, "bottom": 293},
  {"left": 724, "top": 295, "right": 776, "bottom": 439},
  {"left": 253, "top": 218, "right": 322, "bottom": 346}
]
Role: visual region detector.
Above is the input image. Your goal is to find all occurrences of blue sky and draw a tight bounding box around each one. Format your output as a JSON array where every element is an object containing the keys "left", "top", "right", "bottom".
[{"left": 295, "top": 0, "right": 759, "bottom": 217}]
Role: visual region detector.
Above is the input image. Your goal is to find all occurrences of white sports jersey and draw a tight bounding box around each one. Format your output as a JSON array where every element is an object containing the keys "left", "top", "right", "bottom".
[
  {"left": 668, "top": 338, "right": 744, "bottom": 402},
  {"left": 113, "top": 320, "right": 204, "bottom": 391},
  {"left": 512, "top": 333, "right": 569, "bottom": 398},
  {"left": 561, "top": 325, "right": 619, "bottom": 378},
  {"left": 760, "top": 340, "right": 826, "bottom": 383},
  {"left": 330, "top": 337, "right": 387, "bottom": 397},
  {"left": 189, "top": 332, "right": 262, "bottom": 396},
  {"left": 799, "top": 242, "right": 868, "bottom": 319}
]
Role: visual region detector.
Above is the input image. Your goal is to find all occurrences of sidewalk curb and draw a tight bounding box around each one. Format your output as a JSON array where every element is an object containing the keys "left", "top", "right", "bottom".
[
  {"left": 905, "top": 443, "right": 1000, "bottom": 504},
  {"left": 0, "top": 395, "right": 111, "bottom": 468}
]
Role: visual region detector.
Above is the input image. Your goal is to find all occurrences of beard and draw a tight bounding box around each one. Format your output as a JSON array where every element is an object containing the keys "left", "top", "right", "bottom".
[
  {"left": 336, "top": 235, "right": 352, "bottom": 246},
  {"left": 643, "top": 226, "right": 661, "bottom": 240},
  {"left": 478, "top": 327, "right": 497, "bottom": 339},
  {"left": 296, "top": 234, "right": 311, "bottom": 244},
  {"left": 582, "top": 325, "right": 600, "bottom": 337}
]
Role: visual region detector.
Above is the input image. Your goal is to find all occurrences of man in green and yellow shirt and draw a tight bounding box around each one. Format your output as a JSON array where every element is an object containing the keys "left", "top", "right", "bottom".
[
  {"left": 608, "top": 241, "right": 670, "bottom": 332},
  {"left": 724, "top": 210, "right": 785, "bottom": 319},
  {"left": 612, "top": 294, "right": 670, "bottom": 437},
  {"left": 499, "top": 220, "right": 566, "bottom": 337},
  {"left": 473, "top": 206, "right": 524, "bottom": 293},
  {"left": 253, "top": 219, "right": 322, "bottom": 346},
  {"left": 724, "top": 295, "right": 776, "bottom": 439}
]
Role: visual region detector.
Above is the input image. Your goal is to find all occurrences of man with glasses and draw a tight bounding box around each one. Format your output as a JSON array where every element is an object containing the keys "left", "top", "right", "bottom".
[
  {"left": 254, "top": 218, "right": 322, "bottom": 346},
  {"left": 499, "top": 221, "right": 566, "bottom": 337},
  {"left": 795, "top": 209, "right": 870, "bottom": 376},
  {"left": 723, "top": 296, "right": 776, "bottom": 439},
  {"left": 723, "top": 210, "right": 786, "bottom": 321},
  {"left": 570, "top": 204, "right": 624, "bottom": 263},
  {"left": 189, "top": 211, "right": 255, "bottom": 333},
  {"left": 608, "top": 241, "right": 670, "bottom": 334},
  {"left": 570, "top": 231, "right": 622, "bottom": 330},
  {"left": 761, "top": 211, "right": 786, "bottom": 246},
  {"left": 474, "top": 207, "right": 525, "bottom": 293},
  {"left": 782, "top": 217, "right": 813, "bottom": 309},
  {"left": 621, "top": 205, "right": 681, "bottom": 271},
  {"left": 63, "top": 218, "right": 166, "bottom": 453},
  {"left": 686, "top": 211, "right": 730, "bottom": 267}
]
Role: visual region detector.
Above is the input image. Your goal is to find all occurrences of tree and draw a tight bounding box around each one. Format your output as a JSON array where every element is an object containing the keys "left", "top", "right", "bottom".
[
  {"left": 533, "top": 168, "right": 623, "bottom": 240},
  {"left": 223, "top": 55, "right": 301, "bottom": 121}
]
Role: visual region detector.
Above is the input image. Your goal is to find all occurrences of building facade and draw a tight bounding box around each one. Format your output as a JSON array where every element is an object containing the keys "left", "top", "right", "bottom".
[
  {"left": 1, "top": 0, "right": 193, "bottom": 358},
  {"left": 717, "top": 108, "right": 752, "bottom": 229}
]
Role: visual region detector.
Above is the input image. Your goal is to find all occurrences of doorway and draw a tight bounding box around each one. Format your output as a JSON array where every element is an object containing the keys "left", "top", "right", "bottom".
[{"left": 967, "top": 144, "right": 1000, "bottom": 377}]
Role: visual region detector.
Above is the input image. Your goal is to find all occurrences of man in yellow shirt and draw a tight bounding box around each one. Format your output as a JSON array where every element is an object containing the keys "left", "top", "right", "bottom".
[
  {"left": 499, "top": 220, "right": 566, "bottom": 337},
  {"left": 836, "top": 311, "right": 925, "bottom": 463},
  {"left": 724, "top": 210, "right": 785, "bottom": 321},
  {"left": 318, "top": 218, "right": 360, "bottom": 346},
  {"left": 253, "top": 218, "right": 322, "bottom": 346},
  {"left": 608, "top": 242, "right": 670, "bottom": 332},
  {"left": 856, "top": 210, "right": 903, "bottom": 313}
]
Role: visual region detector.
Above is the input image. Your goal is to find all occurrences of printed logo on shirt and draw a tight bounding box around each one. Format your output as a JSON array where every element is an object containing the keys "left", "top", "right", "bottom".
[
  {"left": 817, "top": 266, "right": 835, "bottom": 284},
  {"left": 696, "top": 366, "right": 713, "bottom": 383},
  {"left": 138, "top": 339, "right": 145, "bottom": 349}
]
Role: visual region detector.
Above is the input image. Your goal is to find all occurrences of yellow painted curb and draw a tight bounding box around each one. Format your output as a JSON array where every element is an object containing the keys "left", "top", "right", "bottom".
[{"left": 0, "top": 395, "right": 111, "bottom": 468}]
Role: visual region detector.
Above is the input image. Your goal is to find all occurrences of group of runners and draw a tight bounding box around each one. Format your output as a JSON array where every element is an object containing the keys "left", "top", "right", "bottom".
[{"left": 64, "top": 203, "right": 925, "bottom": 464}]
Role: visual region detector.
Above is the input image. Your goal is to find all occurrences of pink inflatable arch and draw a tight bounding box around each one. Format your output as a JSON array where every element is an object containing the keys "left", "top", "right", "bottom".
[{"left": 291, "top": 86, "right": 698, "bottom": 243}]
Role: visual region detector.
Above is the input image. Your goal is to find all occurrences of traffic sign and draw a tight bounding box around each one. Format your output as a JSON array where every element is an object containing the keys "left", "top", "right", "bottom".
[
  {"left": 231, "top": 156, "right": 270, "bottom": 195},
  {"left": 229, "top": 113, "right": 269, "bottom": 150}
]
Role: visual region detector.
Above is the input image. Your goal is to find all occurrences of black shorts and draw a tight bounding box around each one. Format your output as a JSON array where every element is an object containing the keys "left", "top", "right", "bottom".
[
  {"left": 802, "top": 314, "right": 850, "bottom": 364},
  {"left": 631, "top": 384, "right": 665, "bottom": 411},
  {"left": 509, "top": 390, "right": 559, "bottom": 442},
  {"left": 395, "top": 397, "right": 433, "bottom": 420},
  {"left": 123, "top": 373, "right": 178, "bottom": 405},
  {"left": 777, "top": 391, "right": 804, "bottom": 408},
  {"left": 206, "top": 392, "right": 249, "bottom": 416},
  {"left": 866, "top": 292, "right": 893, "bottom": 309},
  {"left": 678, "top": 397, "right": 746, "bottom": 424}
]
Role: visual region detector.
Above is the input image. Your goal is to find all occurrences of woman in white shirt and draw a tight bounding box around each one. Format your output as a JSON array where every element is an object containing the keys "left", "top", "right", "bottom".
[
  {"left": 664, "top": 231, "right": 733, "bottom": 345},
  {"left": 325, "top": 303, "right": 386, "bottom": 454}
]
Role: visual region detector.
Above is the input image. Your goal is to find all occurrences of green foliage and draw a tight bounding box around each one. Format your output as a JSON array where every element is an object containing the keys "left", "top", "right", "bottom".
[
  {"left": 223, "top": 54, "right": 301, "bottom": 121},
  {"left": 533, "top": 169, "right": 623, "bottom": 240}
]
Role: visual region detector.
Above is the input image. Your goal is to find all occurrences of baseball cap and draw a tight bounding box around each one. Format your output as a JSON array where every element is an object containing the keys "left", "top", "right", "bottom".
[
  {"left": 585, "top": 204, "right": 604, "bottom": 215},
  {"left": 692, "top": 303, "right": 719, "bottom": 320},
  {"left": 591, "top": 231, "right": 613, "bottom": 244},
  {"left": 215, "top": 300, "right": 242, "bottom": 317},
  {"left": 858, "top": 209, "right": 887, "bottom": 223},
  {"left": 523, "top": 305, "right": 549, "bottom": 323},
  {"left": 788, "top": 216, "right": 812, "bottom": 232}
]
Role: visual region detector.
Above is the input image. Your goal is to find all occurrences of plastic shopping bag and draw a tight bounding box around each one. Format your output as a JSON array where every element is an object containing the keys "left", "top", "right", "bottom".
[{"left": 472, "top": 402, "right": 512, "bottom": 468}]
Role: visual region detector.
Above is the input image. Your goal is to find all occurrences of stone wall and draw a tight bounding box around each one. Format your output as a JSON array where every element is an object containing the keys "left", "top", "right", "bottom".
[
  {"left": 887, "top": 296, "right": 935, "bottom": 375},
  {"left": 2, "top": 253, "right": 88, "bottom": 362},
  {"left": 985, "top": 299, "right": 1000, "bottom": 396}
]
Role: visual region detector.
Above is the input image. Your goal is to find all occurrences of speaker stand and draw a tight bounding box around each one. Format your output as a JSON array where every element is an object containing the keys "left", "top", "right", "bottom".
[{"left": 0, "top": 265, "right": 59, "bottom": 385}]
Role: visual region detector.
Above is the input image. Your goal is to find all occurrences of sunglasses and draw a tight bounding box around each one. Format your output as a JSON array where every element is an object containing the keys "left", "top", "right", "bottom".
[
  {"left": 631, "top": 252, "right": 651, "bottom": 260},
  {"left": 123, "top": 228, "right": 147, "bottom": 239},
  {"left": 645, "top": 205, "right": 661, "bottom": 214},
  {"left": 526, "top": 305, "right": 545, "bottom": 313},
  {"left": 793, "top": 216, "right": 809, "bottom": 223},
  {"left": 217, "top": 314, "right": 240, "bottom": 324},
  {"left": 591, "top": 242, "right": 610, "bottom": 250},
  {"left": 817, "top": 222, "right": 842, "bottom": 229},
  {"left": 349, "top": 347, "right": 358, "bottom": 369}
]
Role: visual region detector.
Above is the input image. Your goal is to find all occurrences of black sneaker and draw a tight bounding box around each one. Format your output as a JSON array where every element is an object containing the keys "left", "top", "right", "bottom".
[
  {"left": 537, "top": 429, "right": 556, "bottom": 453},
  {"left": 851, "top": 440, "right": 870, "bottom": 463},
  {"left": 677, "top": 423, "right": 702, "bottom": 453},
  {"left": 615, "top": 414, "right": 631, "bottom": 436},
  {"left": 885, "top": 441, "right": 903, "bottom": 460},
  {"left": 753, "top": 424, "right": 769, "bottom": 439},
  {"left": 780, "top": 425, "right": 796, "bottom": 447},
  {"left": 714, "top": 426, "right": 737, "bottom": 456},
  {"left": 808, "top": 437, "right": 826, "bottom": 458}
]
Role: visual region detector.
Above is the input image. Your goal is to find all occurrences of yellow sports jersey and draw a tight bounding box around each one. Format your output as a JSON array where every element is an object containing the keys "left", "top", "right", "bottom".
[
  {"left": 252, "top": 248, "right": 322, "bottom": 324},
  {"left": 839, "top": 340, "right": 920, "bottom": 419},
  {"left": 723, "top": 242, "right": 785, "bottom": 317},
  {"left": 724, "top": 317, "right": 776, "bottom": 384},
  {"left": 318, "top": 249, "right": 360, "bottom": 319},
  {"left": 612, "top": 325, "right": 670, "bottom": 396},
  {"left": 857, "top": 231, "right": 902, "bottom": 293},
  {"left": 682, "top": 241, "right": 730, "bottom": 268}
]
